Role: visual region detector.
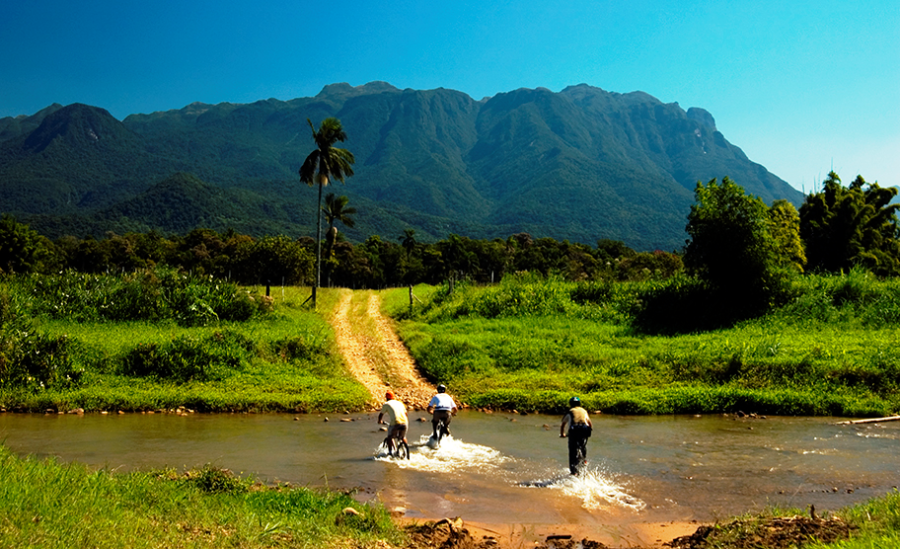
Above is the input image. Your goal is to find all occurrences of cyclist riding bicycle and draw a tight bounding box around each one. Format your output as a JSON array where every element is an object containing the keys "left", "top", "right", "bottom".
[
  {"left": 560, "top": 396, "right": 592, "bottom": 475},
  {"left": 426, "top": 384, "right": 458, "bottom": 441},
  {"left": 378, "top": 391, "right": 409, "bottom": 455}
]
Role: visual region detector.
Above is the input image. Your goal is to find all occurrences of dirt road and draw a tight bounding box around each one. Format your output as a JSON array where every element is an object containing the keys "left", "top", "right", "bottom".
[{"left": 329, "top": 289, "right": 434, "bottom": 410}]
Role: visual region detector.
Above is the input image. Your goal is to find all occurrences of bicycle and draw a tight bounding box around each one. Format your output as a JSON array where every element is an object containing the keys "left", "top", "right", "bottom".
[
  {"left": 432, "top": 416, "right": 451, "bottom": 445},
  {"left": 381, "top": 428, "right": 410, "bottom": 459}
]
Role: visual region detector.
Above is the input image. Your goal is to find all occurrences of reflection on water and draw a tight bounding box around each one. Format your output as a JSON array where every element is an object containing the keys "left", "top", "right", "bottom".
[{"left": 1, "top": 411, "right": 898, "bottom": 530}]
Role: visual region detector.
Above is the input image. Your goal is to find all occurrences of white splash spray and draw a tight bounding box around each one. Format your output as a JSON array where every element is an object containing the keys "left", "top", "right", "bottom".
[{"left": 374, "top": 434, "right": 509, "bottom": 473}]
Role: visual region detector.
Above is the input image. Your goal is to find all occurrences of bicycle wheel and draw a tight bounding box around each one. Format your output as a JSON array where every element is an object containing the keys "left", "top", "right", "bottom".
[
  {"left": 395, "top": 439, "right": 410, "bottom": 459},
  {"left": 434, "top": 420, "right": 444, "bottom": 444},
  {"left": 382, "top": 437, "right": 395, "bottom": 457}
]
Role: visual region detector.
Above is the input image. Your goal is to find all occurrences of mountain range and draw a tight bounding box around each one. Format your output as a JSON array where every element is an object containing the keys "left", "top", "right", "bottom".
[{"left": 0, "top": 82, "right": 803, "bottom": 250}]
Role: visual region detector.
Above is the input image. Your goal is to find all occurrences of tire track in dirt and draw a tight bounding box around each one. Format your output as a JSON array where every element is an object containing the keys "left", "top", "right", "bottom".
[{"left": 331, "top": 289, "right": 434, "bottom": 410}]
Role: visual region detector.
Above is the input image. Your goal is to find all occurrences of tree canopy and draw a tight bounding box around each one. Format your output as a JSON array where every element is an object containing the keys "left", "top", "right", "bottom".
[{"left": 800, "top": 171, "right": 900, "bottom": 276}]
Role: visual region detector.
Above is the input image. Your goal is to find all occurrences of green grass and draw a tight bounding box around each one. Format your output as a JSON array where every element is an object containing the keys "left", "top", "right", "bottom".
[
  {"left": 0, "top": 443, "right": 402, "bottom": 549},
  {"left": 1, "top": 286, "right": 370, "bottom": 413},
  {"left": 813, "top": 491, "right": 900, "bottom": 548},
  {"left": 386, "top": 274, "right": 900, "bottom": 416}
]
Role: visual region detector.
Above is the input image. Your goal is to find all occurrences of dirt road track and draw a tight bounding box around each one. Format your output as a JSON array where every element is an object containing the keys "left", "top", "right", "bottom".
[{"left": 330, "top": 289, "right": 434, "bottom": 410}]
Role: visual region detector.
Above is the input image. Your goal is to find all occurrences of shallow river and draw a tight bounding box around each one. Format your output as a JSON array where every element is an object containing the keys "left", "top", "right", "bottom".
[{"left": 2, "top": 411, "right": 898, "bottom": 540}]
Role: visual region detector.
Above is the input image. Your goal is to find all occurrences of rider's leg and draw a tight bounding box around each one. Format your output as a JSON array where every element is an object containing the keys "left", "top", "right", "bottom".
[
  {"left": 568, "top": 438, "right": 578, "bottom": 474},
  {"left": 388, "top": 425, "right": 403, "bottom": 455}
]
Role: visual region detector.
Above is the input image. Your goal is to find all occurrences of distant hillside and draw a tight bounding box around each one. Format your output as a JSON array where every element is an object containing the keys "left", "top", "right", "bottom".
[{"left": 0, "top": 82, "right": 803, "bottom": 250}]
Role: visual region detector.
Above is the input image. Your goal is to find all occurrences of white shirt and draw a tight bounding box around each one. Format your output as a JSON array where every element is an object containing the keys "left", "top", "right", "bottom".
[{"left": 428, "top": 393, "right": 456, "bottom": 411}]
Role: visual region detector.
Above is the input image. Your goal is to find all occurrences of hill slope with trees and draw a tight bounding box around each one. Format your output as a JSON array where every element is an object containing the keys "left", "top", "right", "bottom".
[{"left": 0, "top": 82, "right": 802, "bottom": 250}]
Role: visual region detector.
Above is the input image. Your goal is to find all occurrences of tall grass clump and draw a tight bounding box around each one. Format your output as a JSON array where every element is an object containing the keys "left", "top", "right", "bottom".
[
  {"left": 416, "top": 273, "right": 577, "bottom": 321},
  {"left": 569, "top": 278, "right": 641, "bottom": 323},
  {"left": 120, "top": 330, "right": 254, "bottom": 383},
  {"left": 772, "top": 268, "right": 900, "bottom": 329},
  {"left": 631, "top": 272, "right": 781, "bottom": 334},
  {"left": 1, "top": 289, "right": 84, "bottom": 391},
  {"left": 9, "top": 267, "right": 269, "bottom": 325},
  {"left": 807, "top": 490, "right": 900, "bottom": 548}
]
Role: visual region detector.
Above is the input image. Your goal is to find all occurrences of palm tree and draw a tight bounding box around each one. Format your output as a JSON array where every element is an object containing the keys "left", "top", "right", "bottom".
[
  {"left": 400, "top": 228, "right": 417, "bottom": 260},
  {"left": 323, "top": 193, "right": 357, "bottom": 286},
  {"left": 299, "top": 118, "right": 355, "bottom": 308},
  {"left": 323, "top": 193, "right": 357, "bottom": 234}
]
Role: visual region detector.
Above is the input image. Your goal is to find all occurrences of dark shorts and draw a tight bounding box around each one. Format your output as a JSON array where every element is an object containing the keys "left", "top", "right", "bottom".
[
  {"left": 389, "top": 424, "right": 408, "bottom": 440},
  {"left": 432, "top": 409, "right": 452, "bottom": 428}
]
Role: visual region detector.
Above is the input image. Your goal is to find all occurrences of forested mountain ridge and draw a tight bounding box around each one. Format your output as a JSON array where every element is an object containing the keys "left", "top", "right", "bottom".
[{"left": 0, "top": 82, "right": 802, "bottom": 250}]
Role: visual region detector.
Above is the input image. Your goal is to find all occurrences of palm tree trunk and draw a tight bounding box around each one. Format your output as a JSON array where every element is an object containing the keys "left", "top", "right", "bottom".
[{"left": 313, "top": 179, "right": 324, "bottom": 308}]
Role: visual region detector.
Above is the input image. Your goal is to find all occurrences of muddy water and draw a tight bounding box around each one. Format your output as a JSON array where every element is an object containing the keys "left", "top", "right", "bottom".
[{"left": 2, "top": 411, "right": 898, "bottom": 532}]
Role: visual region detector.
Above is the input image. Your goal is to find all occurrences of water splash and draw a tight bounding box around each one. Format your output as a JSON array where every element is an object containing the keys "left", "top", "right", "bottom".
[
  {"left": 519, "top": 466, "right": 646, "bottom": 512},
  {"left": 374, "top": 435, "right": 645, "bottom": 513},
  {"left": 374, "top": 434, "right": 509, "bottom": 473},
  {"left": 548, "top": 468, "right": 647, "bottom": 511}
]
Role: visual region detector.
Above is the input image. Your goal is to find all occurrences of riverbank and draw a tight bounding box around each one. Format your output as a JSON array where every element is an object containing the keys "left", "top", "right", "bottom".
[
  {"left": 387, "top": 276, "right": 900, "bottom": 417},
  {"left": 0, "top": 443, "right": 402, "bottom": 548},
  {"left": 3, "top": 273, "right": 900, "bottom": 417}
]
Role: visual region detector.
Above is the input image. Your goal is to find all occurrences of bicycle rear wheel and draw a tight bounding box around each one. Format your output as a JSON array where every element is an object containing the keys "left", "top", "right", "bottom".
[{"left": 395, "top": 439, "right": 410, "bottom": 459}]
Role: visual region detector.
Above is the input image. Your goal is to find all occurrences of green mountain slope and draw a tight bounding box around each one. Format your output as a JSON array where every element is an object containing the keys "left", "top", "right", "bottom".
[{"left": 0, "top": 83, "right": 803, "bottom": 250}]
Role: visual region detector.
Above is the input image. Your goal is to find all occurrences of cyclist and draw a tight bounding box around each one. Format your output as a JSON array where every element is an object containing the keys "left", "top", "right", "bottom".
[
  {"left": 426, "top": 384, "right": 458, "bottom": 440},
  {"left": 560, "top": 396, "right": 592, "bottom": 475},
  {"left": 377, "top": 391, "right": 409, "bottom": 455}
]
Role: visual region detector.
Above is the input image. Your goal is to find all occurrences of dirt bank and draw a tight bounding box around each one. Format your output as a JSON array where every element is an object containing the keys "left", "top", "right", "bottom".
[{"left": 397, "top": 513, "right": 853, "bottom": 549}]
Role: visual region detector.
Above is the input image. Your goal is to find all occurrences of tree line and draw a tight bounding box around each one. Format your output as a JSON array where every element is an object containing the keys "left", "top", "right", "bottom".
[
  {"left": 1, "top": 170, "right": 895, "bottom": 296},
  {"left": 0, "top": 214, "right": 682, "bottom": 288}
]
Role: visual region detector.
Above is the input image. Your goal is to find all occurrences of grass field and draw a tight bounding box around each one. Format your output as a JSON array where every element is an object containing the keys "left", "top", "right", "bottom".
[
  {"left": 387, "top": 274, "right": 900, "bottom": 417},
  {"left": 4, "top": 269, "right": 900, "bottom": 417},
  {"left": 1, "top": 280, "right": 369, "bottom": 413}
]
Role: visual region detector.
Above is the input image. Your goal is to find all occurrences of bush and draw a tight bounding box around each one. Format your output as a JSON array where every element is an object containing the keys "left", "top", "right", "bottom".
[
  {"left": 271, "top": 335, "right": 325, "bottom": 362},
  {"left": 0, "top": 330, "right": 83, "bottom": 391},
  {"left": 120, "top": 331, "right": 253, "bottom": 383},
  {"left": 187, "top": 464, "right": 249, "bottom": 494},
  {"left": 9, "top": 267, "right": 269, "bottom": 326}
]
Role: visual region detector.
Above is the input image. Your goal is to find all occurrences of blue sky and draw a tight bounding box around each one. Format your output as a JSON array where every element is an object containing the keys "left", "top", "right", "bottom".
[{"left": 1, "top": 0, "right": 897, "bottom": 192}]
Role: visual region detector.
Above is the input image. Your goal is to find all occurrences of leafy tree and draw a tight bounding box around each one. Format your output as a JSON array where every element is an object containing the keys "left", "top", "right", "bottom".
[
  {"left": 682, "top": 177, "right": 785, "bottom": 320},
  {"left": 800, "top": 172, "right": 900, "bottom": 276},
  {"left": 0, "top": 215, "right": 51, "bottom": 274},
  {"left": 247, "top": 236, "right": 313, "bottom": 286},
  {"left": 768, "top": 199, "right": 806, "bottom": 273},
  {"left": 299, "top": 118, "right": 355, "bottom": 307}
]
